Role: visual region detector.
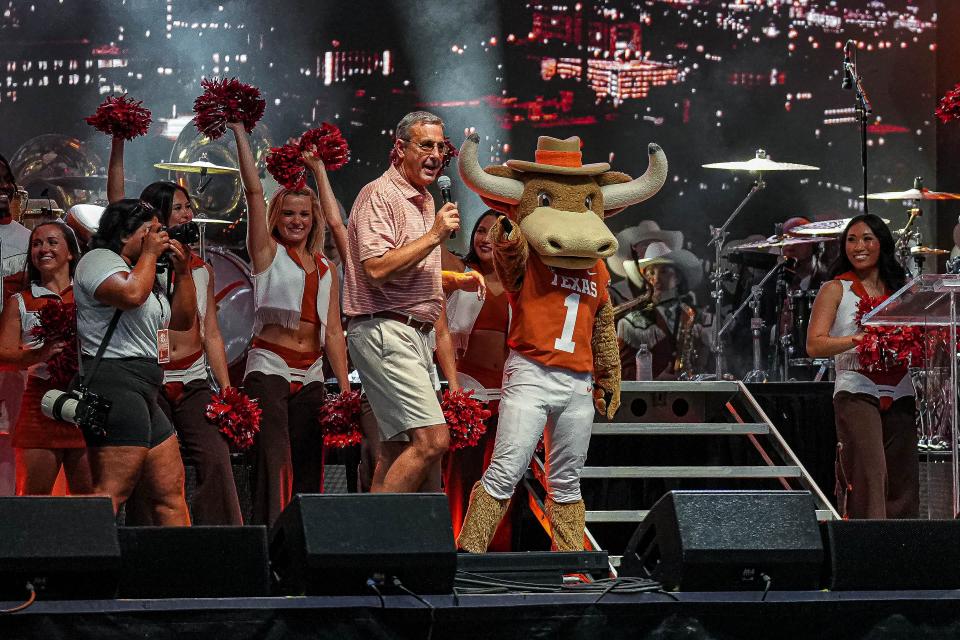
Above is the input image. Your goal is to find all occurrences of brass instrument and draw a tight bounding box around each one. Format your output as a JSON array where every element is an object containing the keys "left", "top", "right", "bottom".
[
  {"left": 10, "top": 134, "right": 103, "bottom": 211},
  {"left": 612, "top": 288, "right": 654, "bottom": 319},
  {"left": 672, "top": 304, "right": 698, "bottom": 378},
  {"left": 167, "top": 124, "right": 274, "bottom": 220}
]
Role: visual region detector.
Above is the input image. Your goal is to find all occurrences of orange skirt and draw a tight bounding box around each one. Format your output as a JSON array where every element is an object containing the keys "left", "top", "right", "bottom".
[{"left": 11, "top": 376, "right": 86, "bottom": 450}]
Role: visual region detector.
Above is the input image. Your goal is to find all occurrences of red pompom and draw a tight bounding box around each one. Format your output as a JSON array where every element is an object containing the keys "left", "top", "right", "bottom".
[
  {"left": 206, "top": 387, "right": 262, "bottom": 450},
  {"left": 30, "top": 300, "right": 78, "bottom": 388},
  {"left": 442, "top": 389, "right": 491, "bottom": 450},
  {"left": 193, "top": 77, "right": 266, "bottom": 140},
  {"left": 936, "top": 83, "right": 960, "bottom": 124},
  {"left": 85, "top": 94, "right": 152, "bottom": 140},
  {"left": 300, "top": 123, "right": 350, "bottom": 171},
  {"left": 265, "top": 144, "right": 306, "bottom": 190},
  {"left": 854, "top": 295, "right": 926, "bottom": 371},
  {"left": 317, "top": 390, "right": 363, "bottom": 448}
]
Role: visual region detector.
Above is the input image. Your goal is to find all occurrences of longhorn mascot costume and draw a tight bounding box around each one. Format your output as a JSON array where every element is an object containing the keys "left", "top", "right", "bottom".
[{"left": 456, "top": 134, "right": 668, "bottom": 552}]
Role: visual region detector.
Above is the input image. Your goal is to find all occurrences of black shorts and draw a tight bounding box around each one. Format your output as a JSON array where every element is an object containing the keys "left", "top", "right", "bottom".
[{"left": 74, "top": 357, "right": 175, "bottom": 449}]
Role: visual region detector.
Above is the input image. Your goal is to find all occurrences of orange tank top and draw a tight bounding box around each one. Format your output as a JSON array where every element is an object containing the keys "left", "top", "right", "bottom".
[
  {"left": 284, "top": 247, "right": 327, "bottom": 325},
  {"left": 472, "top": 288, "right": 509, "bottom": 333},
  {"left": 507, "top": 254, "right": 609, "bottom": 373}
]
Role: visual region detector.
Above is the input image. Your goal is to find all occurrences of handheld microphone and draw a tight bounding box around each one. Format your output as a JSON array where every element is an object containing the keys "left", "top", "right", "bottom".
[
  {"left": 436, "top": 175, "right": 456, "bottom": 239},
  {"left": 842, "top": 40, "right": 855, "bottom": 90}
]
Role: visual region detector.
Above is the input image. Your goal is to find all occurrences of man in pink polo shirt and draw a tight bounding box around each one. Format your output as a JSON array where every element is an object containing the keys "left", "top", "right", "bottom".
[{"left": 344, "top": 111, "right": 460, "bottom": 493}]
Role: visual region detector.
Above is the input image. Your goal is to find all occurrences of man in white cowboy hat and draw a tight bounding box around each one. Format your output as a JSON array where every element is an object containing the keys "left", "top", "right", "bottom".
[
  {"left": 617, "top": 241, "right": 708, "bottom": 379},
  {"left": 607, "top": 221, "right": 683, "bottom": 307}
]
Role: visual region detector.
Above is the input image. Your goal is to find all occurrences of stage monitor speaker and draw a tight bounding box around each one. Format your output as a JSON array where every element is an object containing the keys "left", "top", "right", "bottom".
[
  {"left": 117, "top": 526, "right": 270, "bottom": 598},
  {"left": 270, "top": 493, "right": 456, "bottom": 595},
  {"left": 620, "top": 490, "right": 823, "bottom": 591},
  {"left": 0, "top": 497, "right": 120, "bottom": 600},
  {"left": 826, "top": 520, "right": 960, "bottom": 590}
]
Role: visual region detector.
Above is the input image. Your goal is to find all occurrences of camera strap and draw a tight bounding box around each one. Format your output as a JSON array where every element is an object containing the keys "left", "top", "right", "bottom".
[{"left": 77, "top": 309, "right": 124, "bottom": 388}]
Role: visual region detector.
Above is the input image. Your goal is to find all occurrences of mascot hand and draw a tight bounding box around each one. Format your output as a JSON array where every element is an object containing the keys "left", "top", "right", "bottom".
[
  {"left": 593, "top": 382, "right": 620, "bottom": 420},
  {"left": 492, "top": 215, "right": 519, "bottom": 242}
]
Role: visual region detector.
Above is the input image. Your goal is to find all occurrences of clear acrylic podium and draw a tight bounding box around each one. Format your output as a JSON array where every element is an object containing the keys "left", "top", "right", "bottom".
[{"left": 862, "top": 274, "right": 960, "bottom": 518}]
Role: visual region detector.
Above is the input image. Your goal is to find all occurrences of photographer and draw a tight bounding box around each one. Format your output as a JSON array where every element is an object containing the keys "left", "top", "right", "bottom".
[
  {"left": 0, "top": 221, "right": 91, "bottom": 495},
  {"left": 72, "top": 199, "right": 197, "bottom": 524},
  {"left": 107, "top": 137, "right": 242, "bottom": 525}
]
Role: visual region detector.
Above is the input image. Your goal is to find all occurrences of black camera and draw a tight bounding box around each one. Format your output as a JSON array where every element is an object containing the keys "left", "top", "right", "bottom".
[
  {"left": 40, "top": 387, "right": 112, "bottom": 436},
  {"left": 166, "top": 221, "right": 200, "bottom": 246}
]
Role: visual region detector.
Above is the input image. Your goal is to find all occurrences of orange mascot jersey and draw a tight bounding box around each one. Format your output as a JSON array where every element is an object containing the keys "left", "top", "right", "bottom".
[{"left": 507, "top": 253, "right": 609, "bottom": 374}]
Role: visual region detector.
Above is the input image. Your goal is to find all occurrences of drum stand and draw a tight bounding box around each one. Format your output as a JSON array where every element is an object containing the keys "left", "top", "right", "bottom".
[
  {"left": 717, "top": 257, "right": 785, "bottom": 382},
  {"left": 894, "top": 198, "right": 923, "bottom": 275},
  {"left": 197, "top": 219, "right": 208, "bottom": 262},
  {"left": 709, "top": 174, "right": 766, "bottom": 378},
  {"left": 743, "top": 287, "right": 768, "bottom": 383}
]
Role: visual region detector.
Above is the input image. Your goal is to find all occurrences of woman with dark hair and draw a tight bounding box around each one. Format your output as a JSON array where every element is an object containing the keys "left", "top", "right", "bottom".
[
  {"left": 229, "top": 121, "right": 350, "bottom": 526},
  {"left": 807, "top": 213, "right": 917, "bottom": 519},
  {"left": 107, "top": 136, "right": 241, "bottom": 525},
  {"left": 0, "top": 152, "right": 32, "bottom": 495},
  {"left": 0, "top": 221, "right": 92, "bottom": 495},
  {"left": 73, "top": 198, "right": 197, "bottom": 524},
  {"left": 440, "top": 210, "right": 513, "bottom": 547}
]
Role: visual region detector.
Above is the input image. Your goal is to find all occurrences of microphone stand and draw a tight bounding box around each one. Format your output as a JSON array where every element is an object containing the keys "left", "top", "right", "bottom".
[
  {"left": 845, "top": 49, "right": 873, "bottom": 214},
  {"left": 708, "top": 169, "right": 766, "bottom": 378}
]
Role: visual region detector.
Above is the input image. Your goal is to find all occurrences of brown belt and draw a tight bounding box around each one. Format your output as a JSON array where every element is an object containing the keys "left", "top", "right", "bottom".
[{"left": 350, "top": 311, "right": 433, "bottom": 334}]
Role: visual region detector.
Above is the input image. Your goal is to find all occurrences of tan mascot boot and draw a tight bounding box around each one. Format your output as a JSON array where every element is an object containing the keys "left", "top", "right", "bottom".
[
  {"left": 547, "top": 499, "right": 586, "bottom": 552},
  {"left": 457, "top": 482, "right": 510, "bottom": 553}
]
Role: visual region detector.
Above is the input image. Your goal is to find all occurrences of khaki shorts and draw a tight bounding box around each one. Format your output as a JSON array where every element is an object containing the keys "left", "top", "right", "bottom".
[{"left": 347, "top": 316, "right": 444, "bottom": 442}]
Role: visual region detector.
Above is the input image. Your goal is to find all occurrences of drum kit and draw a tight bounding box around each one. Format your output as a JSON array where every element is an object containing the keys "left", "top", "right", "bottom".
[{"left": 704, "top": 149, "right": 960, "bottom": 382}]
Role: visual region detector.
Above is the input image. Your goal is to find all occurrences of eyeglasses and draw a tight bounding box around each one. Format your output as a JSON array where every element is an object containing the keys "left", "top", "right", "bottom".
[{"left": 404, "top": 139, "right": 448, "bottom": 155}]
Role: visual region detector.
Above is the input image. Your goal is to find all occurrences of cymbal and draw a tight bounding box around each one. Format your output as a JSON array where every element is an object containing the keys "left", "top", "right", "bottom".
[
  {"left": 192, "top": 217, "right": 234, "bottom": 225},
  {"left": 910, "top": 246, "right": 949, "bottom": 256},
  {"left": 865, "top": 188, "right": 960, "bottom": 201},
  {"left": 732, "top": 234, "right": 833, "bottom": 250},
  {"left": 791, "top": 217, "right": 891, "bottom": 236},
  {"left": 703, "top": 149, "right": 819, "bottom": 172},
  {"left": 153, "top": 160, "right": 238, "bottom": 174}
]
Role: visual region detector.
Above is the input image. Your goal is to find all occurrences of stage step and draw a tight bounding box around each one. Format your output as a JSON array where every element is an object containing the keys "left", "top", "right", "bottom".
[
  {"left": 586, "top": 508, "right": 836, "bottom": 524},
  {"left": 619, "top": 380, "right": 739, "bottom": 393},
  {"left": 525, "top": 381, "right": 839, "bottom": 575},
  {"left": 586, "top": 510, "right": 648, "bottom": 523},
  {"left": 581, "top": 465, "right": 803, "bottom": 479},
  {"left": 592, "top": 422, "right": 769, "bottom": 435}
]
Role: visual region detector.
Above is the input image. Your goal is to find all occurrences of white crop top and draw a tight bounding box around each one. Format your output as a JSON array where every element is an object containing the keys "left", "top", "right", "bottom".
[{"left": 251, "top": 245, "right": 332, "bottom": 339}]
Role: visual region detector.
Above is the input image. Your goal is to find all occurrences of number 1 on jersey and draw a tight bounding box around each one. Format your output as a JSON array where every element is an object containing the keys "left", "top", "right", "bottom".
[{"left": 554, "top": 292, "right": 580, "bottom": 353}]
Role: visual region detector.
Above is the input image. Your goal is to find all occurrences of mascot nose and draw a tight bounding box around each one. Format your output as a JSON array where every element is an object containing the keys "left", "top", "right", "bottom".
[{"left": 545, "top": 236, "right": 615, "bottom": 255}]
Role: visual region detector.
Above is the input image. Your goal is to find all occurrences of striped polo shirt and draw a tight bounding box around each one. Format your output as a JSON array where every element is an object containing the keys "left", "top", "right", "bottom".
[{"left": 343, "top": 164, "right": 442, "bottom": 324}]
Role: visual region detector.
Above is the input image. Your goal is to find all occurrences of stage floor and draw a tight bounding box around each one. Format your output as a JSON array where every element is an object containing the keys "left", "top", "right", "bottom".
[{"left": 4, "top": 589, "right": 960, "bottom": 639}]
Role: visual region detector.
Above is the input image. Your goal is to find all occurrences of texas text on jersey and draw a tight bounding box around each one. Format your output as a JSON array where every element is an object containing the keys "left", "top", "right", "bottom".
[{"left": 507, "top": 253, "right": 610, "bottom": 373}]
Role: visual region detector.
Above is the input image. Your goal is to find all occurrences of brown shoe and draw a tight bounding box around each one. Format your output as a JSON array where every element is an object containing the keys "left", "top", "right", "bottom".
[
  {"left": 547, "top": 499, "right": 586, "bottom": 552},
  {"left": 456, "top": 482, "right": 510, "bottom": 553}
]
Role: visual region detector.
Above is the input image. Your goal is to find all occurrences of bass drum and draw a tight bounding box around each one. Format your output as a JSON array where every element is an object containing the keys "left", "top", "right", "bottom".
[{"left": 206, "top": 247, "right": 254, "bottom": 367}]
